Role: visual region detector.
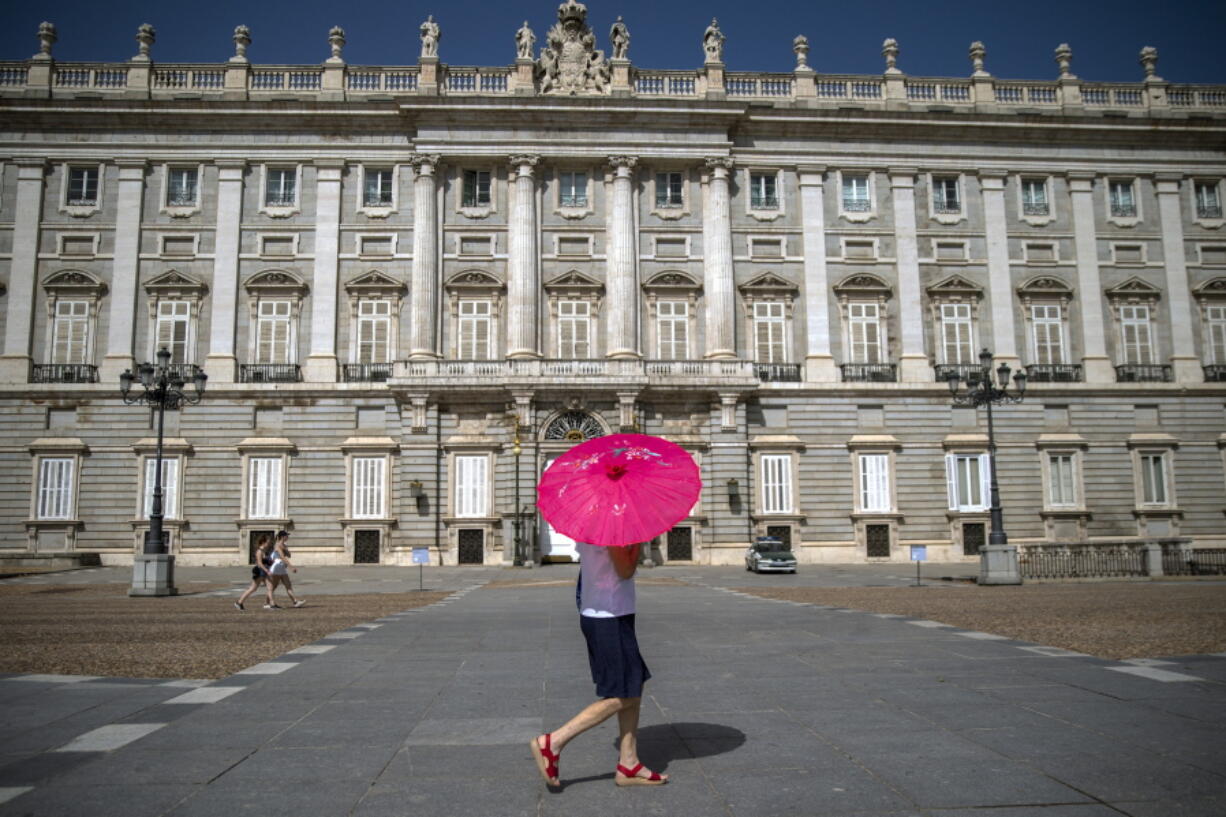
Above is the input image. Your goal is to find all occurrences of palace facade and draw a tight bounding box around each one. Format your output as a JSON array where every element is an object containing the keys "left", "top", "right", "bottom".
[{"left": 1, "top": 4, "right": 1224, "bottom": 567}]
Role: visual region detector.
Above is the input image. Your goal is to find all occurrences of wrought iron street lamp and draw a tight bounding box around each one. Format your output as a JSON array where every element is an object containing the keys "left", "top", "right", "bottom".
[
  {"left": 946, "top": 349, "right": 1026, "bottom": 584},
  {"left": 512, "top": 426, "right": 524, "bottom": 567},
  {"left": 120, "top": 347, "right": 207, "bottom": 596}
]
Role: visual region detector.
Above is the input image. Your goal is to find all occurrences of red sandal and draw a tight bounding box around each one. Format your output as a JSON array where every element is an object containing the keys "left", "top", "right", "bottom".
[
  {"left": 530, "top": 733, "right": 561, "bottom": 787},
  {"left": 615, "top": 762, "right": 667, "bottom": 786}
]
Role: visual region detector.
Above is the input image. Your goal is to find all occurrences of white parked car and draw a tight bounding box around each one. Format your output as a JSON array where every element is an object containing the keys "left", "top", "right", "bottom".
[{"left": 744, "top": 540, "right": 798, "bottom": 573}]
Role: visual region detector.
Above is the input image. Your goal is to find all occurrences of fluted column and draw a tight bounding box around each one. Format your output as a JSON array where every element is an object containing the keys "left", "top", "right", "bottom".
[
  {"left": 99, "top": 161, "right": 148, "bottom": 382},
  {"left": 798, "top": 165, "right": 837, "bottom": 381},
  {"left": 409, "top": 154, "right": 441, "bottom": 360},
  {"left": 889, "top": 168, "right": 930, "bottom": 381},
  {"left": 1067, "top": 172, "right": 1112, "bottom": 382},
  {"left": 606, "top": 156, "right": 639, "bottom": 359},
  {"left": 304, "top": 160, "right": 343, "bottom": 382},
  {"left": 1155, "top": 174, "right": 1200, "bottom": 383},
  {"left": 507, "top": 154, "right": 540, "bottom": 359},
  {"left": 703, "top": 157, "right": 736, "bottom": 359},
  {"left": 203, "top": 160, "right": 245, "bottom": 383},
  {"left": 0, "top": 160, "right": 47, "bottom": 383},
  {"left": 979, "top": 171, "right": 1019, "bottom": 369}
]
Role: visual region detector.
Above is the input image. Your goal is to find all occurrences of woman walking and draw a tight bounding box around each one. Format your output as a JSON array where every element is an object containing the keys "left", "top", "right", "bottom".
[
  {"left": 233, "top": 534, "right": 274, "bottom": 611},
  {"left": 266, "top": 530, "right": 305, "bottom": 609}
]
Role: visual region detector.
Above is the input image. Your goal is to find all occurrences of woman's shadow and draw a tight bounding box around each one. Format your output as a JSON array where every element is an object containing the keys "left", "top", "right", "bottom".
[{"left": 560, "top": 722, "right": 746, "bottom": 788}]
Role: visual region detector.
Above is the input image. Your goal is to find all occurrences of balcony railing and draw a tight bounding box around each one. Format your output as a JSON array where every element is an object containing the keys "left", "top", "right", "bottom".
[
  {"left": 842, "top": 197, "right": 871, "bottom": 212},
  {"left": 163, "top": 363, "right": 201, "bottom": 383},
  {"left": 1025, "top": 364, "right": 1082, "bottom": 383},
  {"left": 343, "top": 363, "right": 393, "bottom": 383},
  {"left": 754, "top": 363, "right": 802, "bottom": 382},
  {"left": 1022, "top": 202, "right": 1050, "bottom": 216},
  {"left": 1203, "top": 365, "right": 1226, "bottom": 382},
  {"left": 933, "top": 364, "right": 987, "bottom": 385},
  {"left": 750, "top": 195, "right": 780, "bottom": 210},
  {"left": 840, "top": 363, "right": 897, "bottom": 382},
  {"left": 1110, "top": 203, "right": 1137, "bottom": 218},
  {"left": 1198, "top": 204, "right": 1223, "bottom": 219},
  {"left": 31, "top": 364, "right": 98, "bottom": 384},
  {"left": 933, "top": 201, "right": 961, "bottom": 214},
  {"left": 240, "top": 364, "right": 301, "bottom": 383},
  {"left": 1115, "top": 364, "right": 1172, "bottom": 383}
]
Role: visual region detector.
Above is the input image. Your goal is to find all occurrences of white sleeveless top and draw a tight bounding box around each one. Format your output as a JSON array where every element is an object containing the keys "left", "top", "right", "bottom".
[{"left": 577, "top": 543, "right": 636, "bottom": 618}]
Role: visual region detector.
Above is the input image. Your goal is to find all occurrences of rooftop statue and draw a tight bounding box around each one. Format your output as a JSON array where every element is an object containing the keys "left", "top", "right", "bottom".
[
  {"left": 536, "top": 0, "right": 610, "bottom": 95},
  {"left": 420, "top": 15, "right": 440, "bottom": 59},
  {"left": 516, "top": 21, "right": 536, "bottom": 60},
  {"left": 610, "top": 16, "right": 630, "bottom": 61},
  {"left": 703, "top": 18, "right": 724, "bottom": 64}
]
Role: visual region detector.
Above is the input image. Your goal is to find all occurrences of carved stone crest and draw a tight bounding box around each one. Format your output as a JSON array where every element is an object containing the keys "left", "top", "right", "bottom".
[{"left": 536, "top": 0, "right": 610, "bottom": 95}]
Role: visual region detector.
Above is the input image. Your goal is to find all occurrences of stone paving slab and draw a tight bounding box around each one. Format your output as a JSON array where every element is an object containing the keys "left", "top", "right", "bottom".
[{"left": 0, "top": 578, "right": 1223, "bottom": 816}]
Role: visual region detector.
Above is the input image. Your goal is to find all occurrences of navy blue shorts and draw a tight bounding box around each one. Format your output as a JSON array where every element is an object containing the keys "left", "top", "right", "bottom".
[{"left": 579, "top": 614, "right": 651, "bottom": 699}]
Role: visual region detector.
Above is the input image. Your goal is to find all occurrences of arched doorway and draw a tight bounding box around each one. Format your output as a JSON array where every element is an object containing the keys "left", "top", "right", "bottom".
[{"left": 537, "top": 409, "right": 607, "bottom": 563}]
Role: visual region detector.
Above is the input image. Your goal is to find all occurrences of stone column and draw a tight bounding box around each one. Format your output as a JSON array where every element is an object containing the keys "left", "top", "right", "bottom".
[
  {"left": 1155, "top": 174, "right": 1200, "bottom": 383},
  {"left": 979, "top": 171, "right": 1019, "bottom": 370},
  {"left": 408, "top": 154, "right": 441, "bottom": 360},
  {"left": 703, "top": 158, "right": 736, "bottom": 360},
  {"left": 100, "top": 160, "right": 149, "bottom": 382},
  {"left": 0, "top": 159, "right": 46, "bottom": 383},
  {"left": 798, "top": 166, "right": 837, "bottom": 381},
  {"left": 889, "top": 168, "right": 929, "bottom": 381},
  {"left": 304, "top": 160, "right": 342, "bottom": 382},
  {"left": 606, "top": 156, "right": 639, "bottom": 359},
  {"left": 507, "top": 155, "right": 540, "bottom": 359},
  {"left": 204, "top": 160, "right": 245, "bottom": 383},
  {"left": 1067, "top": 172, "right": 1112, "bottom": 383}
]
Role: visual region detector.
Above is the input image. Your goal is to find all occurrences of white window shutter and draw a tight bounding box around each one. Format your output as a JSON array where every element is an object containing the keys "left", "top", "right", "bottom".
[
  {"left": 978, "top": 454, "right": 992, "bottom": 512},
  {"left": 945, "top": 454, "right": 958, "bottom": 510}
]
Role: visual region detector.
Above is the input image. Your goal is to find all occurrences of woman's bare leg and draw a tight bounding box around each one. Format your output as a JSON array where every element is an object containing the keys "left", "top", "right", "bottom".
[{"left": 614, "top": 697, "right": 667, "bottom": 780}]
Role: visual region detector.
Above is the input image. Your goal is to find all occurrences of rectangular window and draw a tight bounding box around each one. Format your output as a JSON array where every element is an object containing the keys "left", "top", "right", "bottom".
[
  {"left": 1031, "top": 304, "right": 1065, "bottom": 365},
  {"left": 750, "top": 172, "right": 778, "bottom": 209},
  {"left": 932, "top": 177, "right": 961, "bottom": 213},
  {"left": 1139, "top": 452, "right": 1168, "bottom": 506},
  {"left": 656, "top": 172, "right": 684, "bottom": 208},
  {"left": 458, "top": 300, "right": 491, "bottom": 360},
  {"left": 848, "top": 303, "right": 882, "bottom": 364},
  {"left": 760, "top": 454, "right": 792, "bottom": 514},
  {"left": 167, "top": 168, "right": 198, "bottom": 207},
  {"left": 1109, "top": 180, "right": 1136, "bottom": 217},
  {"left": 256, "top": 301, "right": 292, "bottom": 364},
  {"left": 1021, "top": 179, "right": 1049, "bottom": 215},
  {"left": 455, "top": 455, "right": 488, "bottom": 518},
  {"left": 351, "top": 456, "right": 386, "bottom": 519},
  {"left": 363, "top": 168, "right": 394, "bottom": 207},
  {"left": 940, "top": 303, "right": 974, "bottom": 364},
  {"left": 37, "top": 458, "right": 74, "bottom": 520},
  {"left": 859, "top": 453, "right": 891, "bottom": 512},
  {"left": 754, "top": 302, "right": 786, "bottom": 363},
  {"left": 656, "top": 301, "right": 689, "bottom": 360},
  {"left": 842, "top": 174, "right": 871, "bottom": 211},
  {"left": 67, "top": 167, "right": 98, "bottom": 206},
  {"left": 559, "top": 172, "right": 587, "bottom": 207},
  {"left": 1207, "top": 305, "right": 1226, "bottom": 364},
  {"left": 356, "top": 300, "right": 391, "bottom": 364},
  {"left": 155, "top": 301, "right": 191, "bottom": 364},
  {"left": 52, "top": 301, "right": 90, "bottom": 364},
  {"left": 1196, "top": 182, "right": 1222, "bottom": 219},
  {"left": 462, "top": 170, "right": 491, "bottom": 207},
  {"left": 1048, "top": 453, "right": 1076, "bottom": 507},
  {"left": 265, "top": 168, "right": 296, "bottom": 207},
  {"left": 558, "top": 301, "right": 591, "bottom": 358},
  {"left": 946, "top": 453, "right": 990, "bottom": 512},
  {"left": 248, "top": 457, "right": 283, "bottom": 519},
  {"left": 143, "top": 458, "right": 179, "bottom": 519},
  {"left": 1119, "top": 305, "right": 1154, "bottom": 364}
]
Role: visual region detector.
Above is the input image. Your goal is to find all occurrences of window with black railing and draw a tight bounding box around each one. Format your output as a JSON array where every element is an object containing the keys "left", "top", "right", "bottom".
[
  {"left": 934, "top": 363, "right": 986, "bottom": 384},
  {"left": 1109, "top": 180, "right": 1136, "bottom": 218},
  {"left": 1202, "top": 364, "right": 1226, "bottom": 382},
  {"left": 166, "top": 168, "right": 198, "bottom": 207},
  {"left": 1024, "top": 364, "right": 1082, "bottom": 383},
  {"left": 842, "top": 197, "right": 871, "bottom": 212},
  {"left": 1021, "top": 179, "right": 1049, "bottom": 216},
  {"left": 1114, "top": 364, "right": 1172, "bottom": 383},
  {"left": 32, "top": 363, "right": 98, "bottom": 384},
  {"left": 240, "top": 363, "right": 301, "bottom": 383},
  {"left": 1195, "top": 182, "right": 1221, "bottom": 219},
  {"left": 343, "top": 362, "right": 393, "bottom": 382},
  {"left": 754, "top": 363, "right": 802, "bottom": 382},
  {"left": 932, "top": 177, "right": 961, "bottom": 214},
  {"left": 840, "top": 362, "right": 897, "bottom": 382}
]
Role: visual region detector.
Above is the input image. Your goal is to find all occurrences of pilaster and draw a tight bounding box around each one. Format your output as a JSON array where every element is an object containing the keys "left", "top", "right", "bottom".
[
  {"left": 889, "top": 168, "right": 930, "bottom": 381},
  {"left": 978, "top": 170, "right": 1019, "bottom": 370},
  {"left": 1154, "top": 174, "right": 1200, "bottom": 382},
  {"left": 1066, "top": 171, "right": 1113, "bottom": 383},
  {"left": 304, "top": 160, "right": 343, "bottom": 383},
  {"left": 704, "top": 61, "right": 725, "bottom": 100},
  {"left": 610, "top": 58, "right": 631, "bottom": 97},
  {"left": 418, "top": 56, "right": 440, "bottom": 95},
  {"left": 507, "top": 155, "right": 541, "bottom": 359},
  {"left": 513, "top": 57, "right": 536, "bottom": 96},
  {"left": 798, "top": 166, "right": 837, "bottom": 381},
  {"left": 606, "top": 156, "right": 640, "bottom": 359},
  {"left": 100, "top": 160, "right": 148, "bottom": 383},
  {"left": 0, "top": 159, "right": 46, "bottom": 383},
  {"left": 408, "top": 154, "right": 441, "bottom": 360},
  {"left": 204, "top": 160, "right": 245, "bottom": 384},
  {"left": 703, "top": 158, "right": 737, "bottom": 360}
]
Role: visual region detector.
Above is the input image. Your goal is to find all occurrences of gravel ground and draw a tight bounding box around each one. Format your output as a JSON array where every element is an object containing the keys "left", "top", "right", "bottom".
[
  {"left": 0, "top": 583, "right": 448, "bottom": 679},
  {"left": 737, "top": 582, "right": 1226, "bottom": 659}
]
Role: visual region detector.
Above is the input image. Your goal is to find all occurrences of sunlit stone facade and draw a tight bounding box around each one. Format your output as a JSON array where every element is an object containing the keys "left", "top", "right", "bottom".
[{"left": 1, "top": 7, "right": 1224, "bottom": 567}]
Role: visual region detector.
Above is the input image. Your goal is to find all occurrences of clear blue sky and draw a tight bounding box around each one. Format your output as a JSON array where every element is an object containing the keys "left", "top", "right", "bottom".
[{"left": 2, "top": 0, "right": 1220, "bottom": 83}]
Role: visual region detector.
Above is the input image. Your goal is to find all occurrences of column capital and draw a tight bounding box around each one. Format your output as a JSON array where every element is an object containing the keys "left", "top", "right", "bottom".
[
  {"left": 607, "top": 155, "right": 638, "bottom": 170},
  {"left": 1154, "top": 172, "right": 1184, "bottom": 191},
  {"left": 15, "top": 159, "right": 47, "bottom": 180},
  {"left": 508, "top": 154, "right": 540, "bottom": 176},
  {"left": 705, "top": 156, "right": 734, "bottom": 174},
  {"left": 114, "top": 158, "right": 148, "bottom": 171},
  {"left": 796, "top": 164, "right": 826, "bottom": 186},
  {"left": 1065, "top": 169, "right": 1097, "bottom": 182},
  {"left": 888, "top": 167, "right": 918, "bottom": 186},
  {"left": 408, "top": 152, "right": 441, "bottom": 173},
  {"left": 313, "top": 157, "right": 346, "bottom": 169},
  {"left": 975, "top": 167, "right": 1009, "bottom": 182}
]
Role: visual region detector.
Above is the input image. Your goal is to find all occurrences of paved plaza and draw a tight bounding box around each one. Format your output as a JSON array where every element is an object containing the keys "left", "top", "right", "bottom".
[{"left": 0, "top": 566, "right": 1224, "bottom": 816}]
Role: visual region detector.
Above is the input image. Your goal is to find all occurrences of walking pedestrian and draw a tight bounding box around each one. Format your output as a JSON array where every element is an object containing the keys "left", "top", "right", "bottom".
[
  {"left": 266, "top": 530, "right": 305, "bottom": 609},
  {"left": 233, "top": 534, "right": 275, "bottom": 611},
  {"left": 530, "top": 541, "right": 667, "bottom": 788}
]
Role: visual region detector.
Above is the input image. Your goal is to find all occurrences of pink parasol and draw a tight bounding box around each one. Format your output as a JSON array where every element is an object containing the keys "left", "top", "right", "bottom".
[{"left": 537, "top": 433, "right": 702, "bottom": 547}]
